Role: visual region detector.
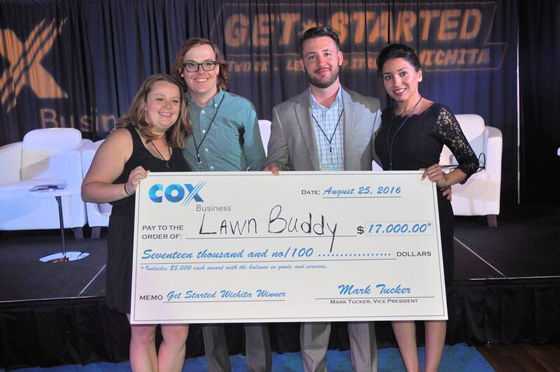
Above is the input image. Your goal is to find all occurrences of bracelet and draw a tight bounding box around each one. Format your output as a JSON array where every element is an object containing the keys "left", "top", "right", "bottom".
[{"left": 124, "top": 183, "right": 132, "bottom": 196}]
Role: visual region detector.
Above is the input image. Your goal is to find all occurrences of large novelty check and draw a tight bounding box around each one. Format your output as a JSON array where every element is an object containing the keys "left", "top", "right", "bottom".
[{"left": 130, "top": 171, "right": 447, "bottom": 324}]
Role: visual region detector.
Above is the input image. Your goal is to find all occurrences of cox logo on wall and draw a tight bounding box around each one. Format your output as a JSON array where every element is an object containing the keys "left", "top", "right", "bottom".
[{"left": 148, "top": 182, "right": 206, "bottom": 206}]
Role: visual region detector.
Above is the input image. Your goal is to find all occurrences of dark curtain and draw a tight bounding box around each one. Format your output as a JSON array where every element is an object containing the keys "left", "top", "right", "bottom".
[
  {"left": 0, "top": 1, "right": 93, "bottom": 142},
  {"left": 0, "top": 0, "right": 519, "bottom": 202},
  {"left": 519, "top": 0, "right": 560, "bottom": 206},
  {"left": 2, "top": 280, "right": 559, "bottom": 369}
]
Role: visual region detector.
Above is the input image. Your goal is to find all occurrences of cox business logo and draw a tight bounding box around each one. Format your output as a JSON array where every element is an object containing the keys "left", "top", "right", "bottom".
[
  {"left": 148, "top": 182, "right": 206, "bottom": 206},
  {"left": 1, "top": 19, "right": 68, "bottom": 112}
]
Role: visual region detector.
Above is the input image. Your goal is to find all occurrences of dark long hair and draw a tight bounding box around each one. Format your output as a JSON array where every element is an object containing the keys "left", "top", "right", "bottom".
[{"left": 376, "top": 43, "right": 422, "bottom": 79}]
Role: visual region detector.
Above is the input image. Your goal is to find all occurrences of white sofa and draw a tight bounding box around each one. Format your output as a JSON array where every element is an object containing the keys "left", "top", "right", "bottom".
[
  {"left": 440, "top": 114, "right": 503, "bottom": 227},
  {"left": 0, "top": 128, "right": 91, "bottom": 236},
  {"left": 81, "top": 140, "right": 112, "bottom": 238}
]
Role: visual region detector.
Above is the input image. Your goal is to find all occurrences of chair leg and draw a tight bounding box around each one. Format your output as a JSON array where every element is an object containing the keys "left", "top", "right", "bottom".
[
  {"left": 73, "top": 227, "right": 84, "bottom": 240},
  {"left": 487, "top": 215, "right": 498, "bottom": 228},
  {"left": 91, "top": 226, "right": 101, "bottom": 239}
]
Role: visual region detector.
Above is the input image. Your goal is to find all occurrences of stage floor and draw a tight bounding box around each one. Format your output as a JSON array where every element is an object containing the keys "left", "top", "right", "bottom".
[
  {"left": 0, "top": 203, "right": 559, "bottom": 370},
  {"left": 0, "top": 203, "right": 558, "bottom": 303}
]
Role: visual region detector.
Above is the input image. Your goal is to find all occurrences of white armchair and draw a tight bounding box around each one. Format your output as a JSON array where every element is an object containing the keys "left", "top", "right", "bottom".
[
  {"left": 81, "top": 140, "right": 112, "bottom": 238},
  {"left": 0, "top": 128, "right": 91, "bottom": 236},
  {"left": 440, "top": 114, "right": 503, "bottom": 227},
  {"left": 258, "top": 119, "right": 271, "bottom": 156}
]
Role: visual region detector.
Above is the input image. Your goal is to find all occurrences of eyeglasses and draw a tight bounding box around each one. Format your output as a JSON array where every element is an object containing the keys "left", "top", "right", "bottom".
[{"left": 182, "top": 61, "right": 218, "bottom": 72}]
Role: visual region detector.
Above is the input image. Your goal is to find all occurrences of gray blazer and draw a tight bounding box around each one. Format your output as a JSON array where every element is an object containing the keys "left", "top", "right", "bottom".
[{"left": 267, "top": 87, "right": 381, "bottom": 171}]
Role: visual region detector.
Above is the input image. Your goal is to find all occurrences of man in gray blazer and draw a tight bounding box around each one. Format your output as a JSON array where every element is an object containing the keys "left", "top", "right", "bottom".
[{"left": 264, "top": 27, "right": 381, "bottom": 372}]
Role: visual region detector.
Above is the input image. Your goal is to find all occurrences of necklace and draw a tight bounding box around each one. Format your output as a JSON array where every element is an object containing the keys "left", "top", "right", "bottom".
[
  {"left": 193, "top": 93, "right": 226, "bottom": 170},
  {"left": 311, "top": 109, "right": 344, "bottom": 165},
  {"left": 150, "top": 140, "right": 171, "bottom": 170},
  {"left": 386, "top": 96, "right": 423, "bottom": 170}
]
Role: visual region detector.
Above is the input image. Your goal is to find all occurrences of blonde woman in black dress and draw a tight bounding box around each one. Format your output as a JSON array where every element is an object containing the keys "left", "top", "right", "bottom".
[
  {"left": 82, "top": 74, "right": 191, "bottom": 372},
  {"left": 375, "top": 44, "right": 478, "bottom": 372}
]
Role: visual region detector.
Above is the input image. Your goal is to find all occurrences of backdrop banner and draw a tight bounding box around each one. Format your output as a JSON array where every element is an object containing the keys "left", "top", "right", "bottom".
[{"left": 0, "top": 0, "right": 518, "bottom": 202}]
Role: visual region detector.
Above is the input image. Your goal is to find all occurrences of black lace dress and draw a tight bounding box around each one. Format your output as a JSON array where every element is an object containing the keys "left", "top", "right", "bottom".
[
  {"left": 375, "top": 103, "right": 478, "bottom": 283},
  {"left": 107, "top": 126, "right": 191, "bottom": 313}
]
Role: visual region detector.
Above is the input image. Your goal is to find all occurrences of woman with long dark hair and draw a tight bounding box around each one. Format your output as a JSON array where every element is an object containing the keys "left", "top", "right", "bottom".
[{"left": 375, "top": 44, "right": 478, "bottom": 372}]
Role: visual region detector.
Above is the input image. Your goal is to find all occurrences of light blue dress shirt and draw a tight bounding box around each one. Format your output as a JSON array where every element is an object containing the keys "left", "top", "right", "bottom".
[
  {"left": 183, "top": 90, "right": 265, "bottom": 172},
  {"left": 309, "top": 88, "right": 344, "bottom": 171}
]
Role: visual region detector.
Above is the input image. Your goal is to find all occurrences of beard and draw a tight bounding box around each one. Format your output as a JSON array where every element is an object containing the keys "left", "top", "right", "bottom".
[{"left": 304, "top": 64, "right": 340, "bottom": 89}]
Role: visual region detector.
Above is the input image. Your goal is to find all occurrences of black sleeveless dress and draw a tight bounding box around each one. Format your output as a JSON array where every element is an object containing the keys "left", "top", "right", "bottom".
[
  {"left": 375, "top": 104, "right": 478, "bottom": 283},
  {"left": 106, "top": 126, "right": 190, "bottom": 313}
]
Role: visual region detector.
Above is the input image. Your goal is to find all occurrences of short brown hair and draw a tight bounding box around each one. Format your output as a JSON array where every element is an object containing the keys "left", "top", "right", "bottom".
[
  {"left": 299, "top": 26, "right": 341, "bottom": 56},
  {"left": 116, "top": 74, "right": 191, "bottom": 149},
  {"left": 172, "top": 38, "right": 229, "bottom": 92}
]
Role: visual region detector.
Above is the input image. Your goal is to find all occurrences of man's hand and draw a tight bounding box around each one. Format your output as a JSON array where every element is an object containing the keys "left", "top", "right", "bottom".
[
  {"left": 263, "top": 163, "right": 280, "bottom": 176},
  {"left": 442, "top": 186, "right": 452, "bottom": 201}
]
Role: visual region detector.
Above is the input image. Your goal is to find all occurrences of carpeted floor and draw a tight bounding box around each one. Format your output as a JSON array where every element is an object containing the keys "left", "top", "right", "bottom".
[{"left": 2, "top": 344, "right": 494, "bottom": 372}]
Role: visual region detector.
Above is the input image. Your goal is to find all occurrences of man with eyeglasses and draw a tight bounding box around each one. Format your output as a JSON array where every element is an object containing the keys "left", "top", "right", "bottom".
[
  {"left": 264, "top": 27, "right": 381, "bottom": 372},
  {"left": 172, "top": 38, "right": 270, "bottom": 372},
  {"left": 173, "top": 37, "right": 266, "bottom": 173}
]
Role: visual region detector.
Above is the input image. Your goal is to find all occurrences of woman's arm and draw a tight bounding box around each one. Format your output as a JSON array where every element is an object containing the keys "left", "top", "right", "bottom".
[
  {"left": 437, "top": 106, "right": 479, "bottom": 181},
  {"left": 421, "top": 106, "right": 478, "bottom": 197},
  {"left": 81, "top": 128, "right": 144, "bottom": 203}
]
